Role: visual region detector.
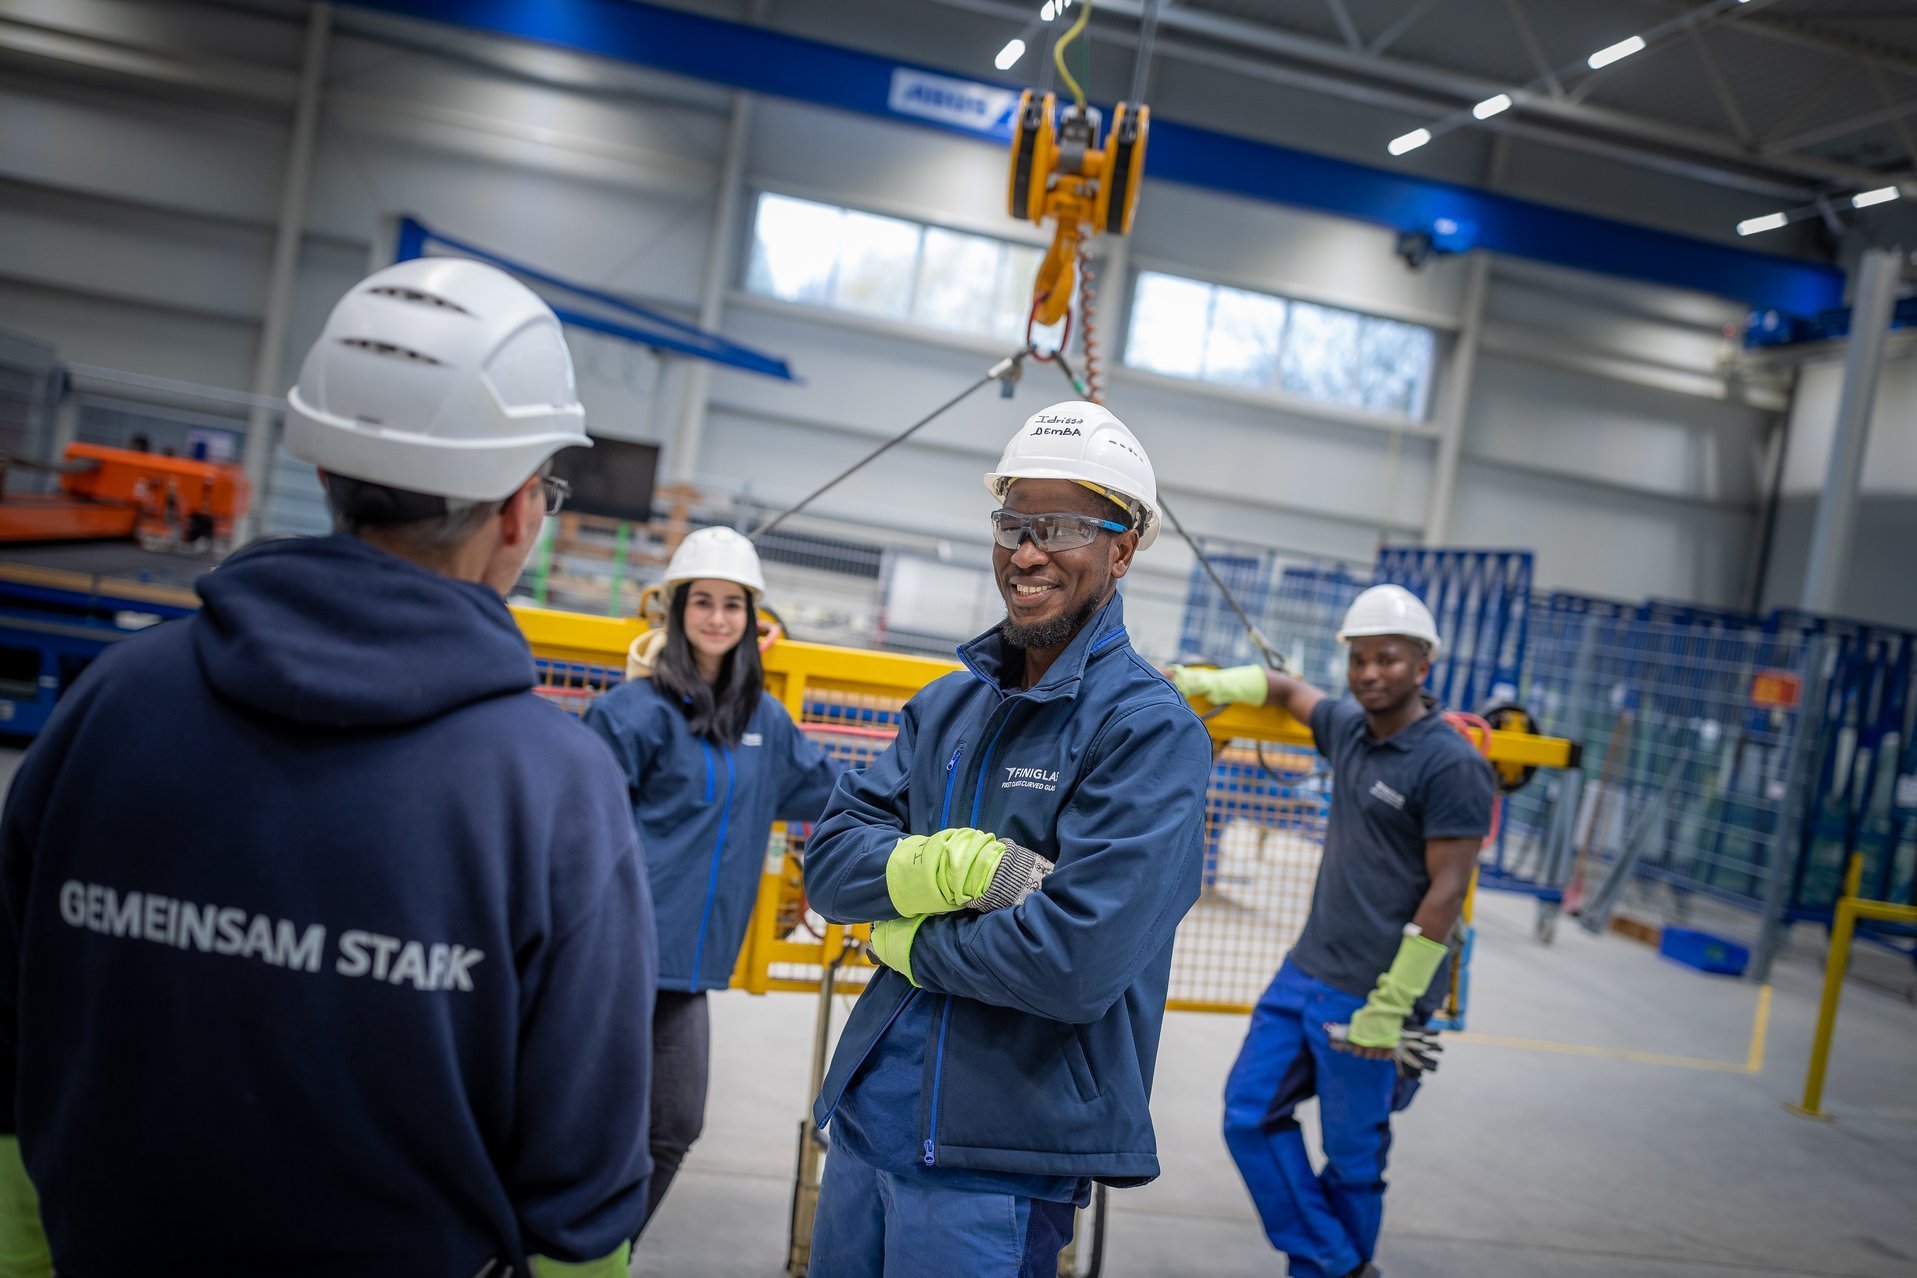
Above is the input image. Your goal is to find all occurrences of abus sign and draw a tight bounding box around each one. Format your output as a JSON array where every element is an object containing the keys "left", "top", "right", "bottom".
[{"left": 888, "top": 69, "right": 1020, "bottom": 135}]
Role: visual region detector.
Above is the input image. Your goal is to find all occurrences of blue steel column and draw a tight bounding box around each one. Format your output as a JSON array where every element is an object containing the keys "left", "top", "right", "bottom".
[{"left": 1798, "top": 246, "right": 1902, "bottom": 614}]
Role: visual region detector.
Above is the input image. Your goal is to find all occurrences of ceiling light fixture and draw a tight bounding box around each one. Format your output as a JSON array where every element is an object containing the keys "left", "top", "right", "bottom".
[
  {"left": 1388, "top": 128, "right": 1432, "bottom": 156},
  {"left": 1736, "top": 212, "right": 1789, "bottom": 236},
  {"left": 995, "top": 38, "right": 1027, "bottom": 70},
  {"left": 1473, "top": 94, "right": 1513, "bottom": 120},
  {"left": 1852, "top": 186, "right": 1902, "bottom": 209},
  {"left": 1587, "top": 35, "right": 1646, "bottom": 70}
]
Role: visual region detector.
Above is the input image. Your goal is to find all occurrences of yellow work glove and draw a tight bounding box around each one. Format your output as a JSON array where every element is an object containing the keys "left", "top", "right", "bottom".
[
  {"left": 1168, "top": 664, "right": 1269, "bottom": 707},
  {"left": 885, "top": 828, "right": 1050, "bottom": 917},
  {"left": 533, "top": 1241, "right": 631, "bottom": 1277},
  {"left": 1347, "top": 928, "right": 1451, "bottom": 1049},
  {"left": 869, "top": 915, "right": 928, "bottom": 986},
  {"left": 0, "top": 1136, "right": 50, "bottom": 1278}
]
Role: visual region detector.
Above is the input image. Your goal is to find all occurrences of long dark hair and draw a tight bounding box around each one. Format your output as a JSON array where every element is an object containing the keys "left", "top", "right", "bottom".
[{"left": 650, "top": 581, "right": 764, "bottom": 746}]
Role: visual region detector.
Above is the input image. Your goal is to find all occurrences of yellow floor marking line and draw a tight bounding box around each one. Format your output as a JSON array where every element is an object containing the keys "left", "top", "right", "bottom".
[
  {"left": 1745, "top": 982, "right": 1773, "bottom": 1074},
  {"left": 1455, "top": 984, "right": 1774, "bottom": 1075}
]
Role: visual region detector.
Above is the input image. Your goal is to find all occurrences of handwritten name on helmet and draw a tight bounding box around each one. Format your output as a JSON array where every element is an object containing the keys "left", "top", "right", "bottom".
[{"left": 1031, "top": 413, "right": 1085, "bottom": 438}]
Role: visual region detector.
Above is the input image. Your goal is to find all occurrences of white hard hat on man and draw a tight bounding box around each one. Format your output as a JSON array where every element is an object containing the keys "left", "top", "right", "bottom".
[
  {"left": 985, "top": 400, "right": 1160, "bottom": 550},
  {"left": 1338, "top": 584, "right": 1441, "bottom": 655},
  {"left": 285, "top": 255, "right": 589, "bottom": 500}
]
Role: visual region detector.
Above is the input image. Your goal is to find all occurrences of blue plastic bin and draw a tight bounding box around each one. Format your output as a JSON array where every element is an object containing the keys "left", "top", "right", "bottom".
[{"left": 1659, "top": 927, "right": 1750, "bottom": 977}]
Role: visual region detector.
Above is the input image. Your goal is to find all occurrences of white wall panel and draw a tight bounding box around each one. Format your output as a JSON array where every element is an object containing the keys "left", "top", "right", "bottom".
[
  {"left": 1779, "top": 351, "right": 1917, "bottom": 496},
  {"left": 0, "top": 279, "right": 255, "bottom": 389},
  {"left": 1449, "top": 460, "right": 1756, "bottom": 606},
  {"left": 1763, "top": 349, "right": 1917, "bottom": 624},
  {"left": 0, "top": 182, "right": 272, "bottom": 321},
  {"left": 1467, "top": 356, "right": 1768, "bottom": 504},
  {"left": 0, "top": 77, "right": 284, "bottom": 224}
]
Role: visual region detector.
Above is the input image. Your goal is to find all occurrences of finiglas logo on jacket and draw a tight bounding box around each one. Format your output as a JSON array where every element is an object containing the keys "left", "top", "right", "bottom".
[{"left": 1002, "top": 764, "right": 1061, "bottom": 792}]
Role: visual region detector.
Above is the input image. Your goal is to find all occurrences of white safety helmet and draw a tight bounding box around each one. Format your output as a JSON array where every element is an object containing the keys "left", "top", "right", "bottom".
[
  {"left": 984, "top": 400, "right": 1160, "bottom": 550},
  {"left": 1337, "top": 584, "right": 1442, "bottom": 656},
  {"left": 661, "top": 527, "right": 766, "bottom": 600},
  {"left": 285, "top": 257, "right": 590, "bottom": 503}
]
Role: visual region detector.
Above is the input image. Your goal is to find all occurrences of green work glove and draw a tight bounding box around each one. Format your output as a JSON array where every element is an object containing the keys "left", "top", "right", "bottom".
[
  {"left": 532, "top": 1242, "right": 631, "bottom": 1277},
  {"left": 885, "top": 828, "right": 1050, "bottom": 916},
  {"left": 1168, "top": 664, "right": 1268, "bottom": 707},
  {"left": 0, "top": 1136, "right": 50, "bottom": 1278},
  {"left": 1347, "top": 928, "right": 1451, "bottom": 1050},
  {"left": 869, "top": 915, "right": 928, "bottom": 987}
]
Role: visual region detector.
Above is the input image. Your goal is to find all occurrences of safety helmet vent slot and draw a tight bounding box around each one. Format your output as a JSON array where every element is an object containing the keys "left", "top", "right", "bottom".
[
  {"left": 366, "top": 285, "right": 472, "bottom": 314},
  {"left": 338, "top": 337, "right": 445, "bottom": 366}
]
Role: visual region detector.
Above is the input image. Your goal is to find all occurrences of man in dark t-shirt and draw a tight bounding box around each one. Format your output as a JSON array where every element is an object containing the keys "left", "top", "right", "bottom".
[{"left": 1171, "top": 584, "right": 1496, "bottom": 1278}]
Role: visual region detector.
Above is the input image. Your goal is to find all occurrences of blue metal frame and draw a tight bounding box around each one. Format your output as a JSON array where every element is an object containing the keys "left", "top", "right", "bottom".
[
  {"left": 1374, "top": 547, "right": 1532, "bottom": 714},
  {"left": 1746, "top": 293, "right": 1917, "bottom": 351},
  {"left": 393, "top": 216, "right": 796, "bottom": 380},
  {"left": 346, "top": 0, "right": 1845, "bottom": 317},
  {"left": 0, "top": 586, "right": 198, "bottom": 737}
]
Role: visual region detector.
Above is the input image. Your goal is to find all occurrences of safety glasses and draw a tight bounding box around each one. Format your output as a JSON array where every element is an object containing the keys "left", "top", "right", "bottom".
[
  {"left": 540, "top": 475, "right": 571, "bottom": 516},
  {"left": 990, "top": 508, "right": 1128, "bottom": 553}
]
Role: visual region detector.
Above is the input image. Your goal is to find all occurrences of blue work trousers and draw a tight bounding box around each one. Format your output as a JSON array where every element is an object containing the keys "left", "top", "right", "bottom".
[
  {"left": 1222, "top": 959, "right": 1416, "bottom": 1278},
  {"left": 809, "top": 1144, "right": 1076, "bottom": 1278}
]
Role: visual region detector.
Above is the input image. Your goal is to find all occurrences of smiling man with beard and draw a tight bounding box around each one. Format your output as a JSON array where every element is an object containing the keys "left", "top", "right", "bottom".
[{"left": 801, "top": 402, "right": 1211, "bottom": 1277}]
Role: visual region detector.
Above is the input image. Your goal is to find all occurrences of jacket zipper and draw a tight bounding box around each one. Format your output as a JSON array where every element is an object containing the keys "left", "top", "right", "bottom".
[
  {"left": 923, "top": 714, "right": 1016, "bottom": 1167},
  {"left": 939, "top": 741, "right": 964, "bottom": 826},
  {"left": 687, "top": 742, "right": 735, "bottom": 989},
  {"left": 924, "top": 995, "right": 955, "bottom": 1165},
  {"left": 916, "top": 708, "right": 1021, "bottom": 1164},
  {"left": 821, "top": 741, "right": 963, "bottom": 1134},
  {"left": 967, "top": 710, "right": 1016, "bottom": 829}
]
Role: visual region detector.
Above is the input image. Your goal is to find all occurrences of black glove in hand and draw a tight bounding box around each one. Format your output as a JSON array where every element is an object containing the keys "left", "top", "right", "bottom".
[
  {"left": 1393, "top": 1026, "right": 1443, "bottom": 1079},
  {"left": 1326, "top": 1021, "right": 1443, "bottom": 1078}
]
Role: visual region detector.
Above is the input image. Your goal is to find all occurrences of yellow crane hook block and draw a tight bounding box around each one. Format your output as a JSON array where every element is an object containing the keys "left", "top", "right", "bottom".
[{"left": 1007, "top": 90, "right": 1149, "bottom": 327}]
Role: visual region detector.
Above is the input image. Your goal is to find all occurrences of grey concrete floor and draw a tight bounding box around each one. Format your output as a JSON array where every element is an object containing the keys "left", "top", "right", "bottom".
[{"left": 639, "top": 891, "right": 1917, "bottom": 1278}]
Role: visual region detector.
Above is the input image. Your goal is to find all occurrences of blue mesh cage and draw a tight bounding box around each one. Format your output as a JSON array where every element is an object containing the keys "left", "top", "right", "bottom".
[
  {"left": 1373, "top": 547, "right": 1532, "bottom": 713},
  {"left": 1176, "top": 544, "right": 1532, "bottom": 713},
  {"left": 1490, "top": 587, "right": 1917, "bottom": 965}
]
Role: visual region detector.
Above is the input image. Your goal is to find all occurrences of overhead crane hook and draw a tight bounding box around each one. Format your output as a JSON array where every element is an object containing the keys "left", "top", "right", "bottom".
[{"left": 1007, "top": 0, "right": 1150, "bottom": 374}]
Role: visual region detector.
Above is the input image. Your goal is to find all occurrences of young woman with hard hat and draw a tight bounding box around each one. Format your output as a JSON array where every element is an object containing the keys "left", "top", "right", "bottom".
[{"left": 583, "top": 526, "right": 848, "bottom": 1232}]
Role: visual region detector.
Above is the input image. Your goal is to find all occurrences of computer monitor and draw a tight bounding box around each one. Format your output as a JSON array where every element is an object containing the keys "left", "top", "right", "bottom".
[{"left": 550, "top": 437, "right": 660, "bottom": 522}]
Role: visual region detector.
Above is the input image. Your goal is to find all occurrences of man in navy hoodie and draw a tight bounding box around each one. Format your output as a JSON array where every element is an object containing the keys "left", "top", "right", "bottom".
[
  {"left": 0, "top": 259, "right": 655, "bottom": 1277},
  {"left": 803, "top": 402, "right": 1212, "bottom": 1276}
]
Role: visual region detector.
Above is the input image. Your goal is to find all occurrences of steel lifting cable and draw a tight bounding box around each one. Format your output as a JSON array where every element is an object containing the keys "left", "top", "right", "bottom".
[
  {"left": 1129, "top": 0, "right": 1161, "bottom": 109},
  {"left": 1036, "top": 3, "right": 1060, "bottom": 98},
  {"left": 746, "top": 346, "right": 1033, "bottom": 543},
  {"left": 1047, "top": 349, "right": 1288, "bottom": 674}
]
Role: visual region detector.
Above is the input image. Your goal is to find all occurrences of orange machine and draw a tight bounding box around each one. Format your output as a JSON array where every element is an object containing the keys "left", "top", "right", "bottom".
[{"left": 0, "top": 443, "right": 249, "bottom": 546}]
